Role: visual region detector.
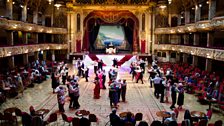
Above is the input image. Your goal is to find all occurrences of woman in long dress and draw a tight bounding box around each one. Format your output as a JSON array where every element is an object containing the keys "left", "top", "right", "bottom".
[
  {"left": 177, "top": 83, "right": 184, "bottom": 109},
  {"left": 93, "top": 74, "right": 100, "bottom": 99},
  {"left": 98, "top": 71, "right": 103, "bottom": 89}
]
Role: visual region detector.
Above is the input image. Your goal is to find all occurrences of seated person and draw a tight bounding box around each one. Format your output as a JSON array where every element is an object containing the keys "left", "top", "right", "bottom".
[
  {"left": 122, "top": 112, "right": 136, "bottom": 126},
  {"left": 164, "top": 112, "right": 177, "bottom": 125},
  {"left": 109, "top": 108, "right": 121, "bottom": 126}
]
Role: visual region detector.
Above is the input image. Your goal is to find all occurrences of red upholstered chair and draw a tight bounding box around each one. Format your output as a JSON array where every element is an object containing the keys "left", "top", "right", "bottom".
[
  {"left": 208, "top": 120, "right": 223, "bottom": 126},
  {"left": 206, "top": 109, "right": 212, "bottom": 120},
  {"left": 46, "top": 113, "right": 57, "bottom": 126},
  {"left": 174, "top": 108, "right": 179, "bottom": 118},
  {"left": 134, "top": 113, "right": 143, "bottom": 121},
  {"left": 61, "top": 113, "right": 73, "bottom": 126}
]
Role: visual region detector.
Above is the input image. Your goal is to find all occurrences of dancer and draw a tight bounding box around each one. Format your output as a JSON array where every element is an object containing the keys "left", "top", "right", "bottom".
[
  {"left": 93, "top": 74, "right": 100, "bottom": 99},
  {"left": 121, "top": 79, "right": 127, "bottom": 102},
  {"left": 102, "top": 70, "right": 106, "bottom": 89},
  {"left": 177, "top": 83, "right": 184, "bottom": 109},
  {"left": 170, "top": 83, "right": 178, "bottom": 110}
]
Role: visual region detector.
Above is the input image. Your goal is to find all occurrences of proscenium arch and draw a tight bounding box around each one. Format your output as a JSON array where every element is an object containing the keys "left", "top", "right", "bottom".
[{"left": 82, "top": 10, "right": 139, "bottom": 52}]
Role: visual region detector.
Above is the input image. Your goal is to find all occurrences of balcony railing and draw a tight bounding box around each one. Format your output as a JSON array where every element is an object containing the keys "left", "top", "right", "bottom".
[
  {"left": 0, "top": 43, "right": 68, "bottom": 58},
  {"left": 0, "top": 18, "right": 67, "bottom": 34},
  {"left": 154, "top": 44, "right": 224, "bottom": 61},
  {"left": 155, "top": 16, "right": 224, "bottom": 34}
]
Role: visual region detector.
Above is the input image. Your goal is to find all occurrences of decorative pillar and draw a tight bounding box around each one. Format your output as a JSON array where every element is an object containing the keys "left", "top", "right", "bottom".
[
  {"left": 151, "top": 8, "right": 155, "bottom": 54},
  {"left": 43, "top": 51, "right": 47, "bottom": 61},
  {"left": 192, "top": 56, "right": 198, "bottom": 67},
  {"left": 33, "top": 33, "right": 38, "bottom": 43},
  {"left": 34, "top": 52, "right": 39, "bottom": 60},
  {"left": 6, "top": 0, "right": 13, "bottom": 19},
  {"left": 184, "top": 34, "right": 189, "bottom": 45},
  {"left": 193, "top": 33, "right": 199, "bottom": 46},
  {"left": 207, "top": 32, "right": 214, "bottom": 47},
  {"left": 22, "top": 32, "right": 28, "bottom": 44},
  {"left": 7, "top": 31, "right": 14, "bottom": 46},
  {"left": 195, "top": 4, "right": 201, "bottom": 22},
  {"left": 208, "top": 0, "right": 216, "bottom": 20},
  {"left": 185, "top": 9, "right": 190, "bottom": 24},
  {"left": 21, "top": 4, "right": 27, "bottom": 22},
  {"left": 7, "top": 56, "right": 15, "bottom": 69},
  {"left": 183, "top": 53, "right": 188, "bottom": 63},
  {"left": 205, "top": 59, "right": 212, "bottom": 72},
  {"left": 176, "top": 53, "right": 180, "bottom": 62},
  {"left": 33, "top": 10, "right": 38, "bottom": 24},
  {"left": 23, "top": 54, "right": 29, "bottom": 65},
  {"left": 166, "top": 51, "right": 170, "bottom": 62}
]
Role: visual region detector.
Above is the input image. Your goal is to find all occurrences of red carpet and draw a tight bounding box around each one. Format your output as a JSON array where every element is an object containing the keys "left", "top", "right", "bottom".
[{"left": 117, "top": 55, "right": 133, "bottom": 66}]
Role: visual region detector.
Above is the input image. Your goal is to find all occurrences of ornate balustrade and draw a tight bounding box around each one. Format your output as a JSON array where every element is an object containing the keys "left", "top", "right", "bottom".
[
  {"left": 155, "top": 16, "right": 224, "bottom": 34},
  {"left": 154, "top": 44, "right": 224, "bottom": 61},
  {"left": 0, "top": 18, "right": 67, "bottom": 34},
  {"left": 0, "top": 44, "right": 68, "bottom": 58}
]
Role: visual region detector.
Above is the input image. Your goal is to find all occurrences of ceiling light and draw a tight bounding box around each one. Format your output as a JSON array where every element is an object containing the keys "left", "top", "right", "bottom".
[
  {"left": 54, "top": 3, "right": 61, "bottom": 9},
  {"left": 181, "top": 16, "right": 184, "bottom": 19},
  {"left": 199, "top": 4, "right": 202, "bottom": 7},
  {"left": 192, "top": 7, "right": 195, "bottom": 10},
  {"left": 206, "top": 1, "right": 209, "bottom": 4},
  {"left": 12, "top": 2, "right": 15, "bottom": 4},
  {"left": 48, "top": 0, "right": 54, "bottom": 4},
  {"left": 20, "top": 5, "right": 24, "bottom": 8},
  {"left": 159, "top": 5, "right": 167, "bottom": 9},
  {"left": 168, "top": 0, "right": 172, "bottom": 4}
]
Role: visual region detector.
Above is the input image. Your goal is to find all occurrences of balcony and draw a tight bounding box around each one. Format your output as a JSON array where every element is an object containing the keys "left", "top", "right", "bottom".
[
  {"left": 0, "top": 18, "right": 67, "bottom": 34},
  {"left": 154, "top": 44, "right": 224, "bottom": 61},
  {"left": 0, "top": 43, "right": 68, "bottom": 58},
  {"left": 155, "top": 16, "right": 224, "bottom": 34}
]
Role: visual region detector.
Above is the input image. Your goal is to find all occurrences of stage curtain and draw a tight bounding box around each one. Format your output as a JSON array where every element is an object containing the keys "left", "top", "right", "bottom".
[
  {"left": 123, "top": 24, "right": 133, "bottom": 51},
  {"left": 141, "top": 40, "right": 146, "bottom": 53},
  {"left": 89, "top": 24, "right": 100, "bottom": 51},
  {"left": 76, "top": 40, "right": 81, "bottom": 52}
]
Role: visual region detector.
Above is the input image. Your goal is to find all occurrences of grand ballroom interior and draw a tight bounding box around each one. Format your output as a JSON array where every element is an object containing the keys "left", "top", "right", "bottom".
[{"left": 0, "top": 0, "right": 224, "bottom": 126}]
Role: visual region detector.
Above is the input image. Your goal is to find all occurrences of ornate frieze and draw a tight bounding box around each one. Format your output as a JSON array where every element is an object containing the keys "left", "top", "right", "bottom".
[
  {"left": 154, "top": 44, "right": 224, "bottom": 61},
  {"left": 0, "top": 18, "right": 67, "bottom": 34},
  {"left": 155, "top": 16, "right": 224, "bottom": 34},
  {"left": 0, "top": 44, "right": 68, "bottom": 58}
]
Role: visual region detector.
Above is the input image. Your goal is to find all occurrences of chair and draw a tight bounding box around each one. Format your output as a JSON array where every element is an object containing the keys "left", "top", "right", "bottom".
[
  {"left": 22, "top": 112, "right": 32, "bottom": 126},
  {"left": 89, "top": 114, "right": 97, "bottom": 122},
  {"left": 72, "top": 117, "right": 80, "bottom": 126},
  {"left": 208, "top": 120, "right": 223, "bottom": 126},
  {"left": 150, "top": 120, "right": 162, "bottom": 126},
  {"left": 46, "top": 113, "right": 57, "bottom": 126},
  {"left": 134, "top": 113, "right": 143, "bottom": 121},
  {"left": 29, "top": 106, "right": 36, "bottom": 116},
  {"left": 4, "top": 112, "right": 18, "bottom": 125},
  {"left": 61, "top": 113, "right": 73, "bottom": 126},
  {"left": 31, "top": 116, "right": 44, "bottom": 126},
  {"left": 206, "top": 109, "right": 212, "bottom": 120},
  {"left": 15, "top": 108, "right": 23, "bottom": 116},
  {"left": 174, "top": 108, "right": 179, "bottom": 118}
]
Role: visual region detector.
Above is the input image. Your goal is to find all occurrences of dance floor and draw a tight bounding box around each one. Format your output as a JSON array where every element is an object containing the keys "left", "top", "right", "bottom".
[{"left": 0, "top": 63, "right": 223, "bottom": 125}]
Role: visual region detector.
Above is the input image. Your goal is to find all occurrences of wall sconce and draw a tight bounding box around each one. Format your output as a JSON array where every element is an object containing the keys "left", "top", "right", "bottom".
[
  {"left": 168, "top": 0, "right": 172, "bottom": 4},
  {"left": 48, "top": 0, "right": 54, "bottom": 4}
]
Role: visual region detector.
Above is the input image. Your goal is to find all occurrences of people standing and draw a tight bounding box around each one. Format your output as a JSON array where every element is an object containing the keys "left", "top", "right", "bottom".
[
  {"left": 170, "top": 83, "right": 178, "bottom": 110},
  {"left": 177, "top": 83, "right": 184, "bottom": 109},
  {"left": 69, "top": 81, "right": 80, "bottom": 109},
  {"left": 98, "top": 59, "right": 103, "bottom": 70},
  {"left": 55, "top": 86, "right": 66, "bottom": 112},
  {"left": 51, "top": 71, "right": 59, "bottom": 93},
  {"left": 93, "top": 74, "right": 100, "bottom": 99},
  {"left": 93, "top": 60, "right": 98, "bottom": 74},
  {"left": 102, "top": 70, "right": 106, "bottom": 89},
  {"left": 136, "top": 68, "right": 144, "bottom": 84},
  {"left": 121, "top": 79, "right": 127, "bottom": 102},
  {"left": 152, "top": 75, "right": 162, "bottom": 99}
]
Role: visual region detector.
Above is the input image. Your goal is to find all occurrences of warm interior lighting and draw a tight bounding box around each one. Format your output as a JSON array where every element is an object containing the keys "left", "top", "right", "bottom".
[
  {"left": 168, "top": 0, "right": 172, "bottom": 4},
  {"left": 48, "top": 0, "right": 54, "bottom": 4},
  {"left": 54, "top": 3, "right": 62, "bottom": 9},
  {"left": 199, "top": 4, "right": 202, "bottom": 7},
  {"left": 206, "top": 1, "right": 209, "bottom": 4},
  {"left": 20, "top": 5, "right": 24, "bottom": 8},
  {"left": 12, "top": 2, "right": 15, "bottom": 4},
  {"left": 159, "top": 5, "right": 167, "bottom": 9}
]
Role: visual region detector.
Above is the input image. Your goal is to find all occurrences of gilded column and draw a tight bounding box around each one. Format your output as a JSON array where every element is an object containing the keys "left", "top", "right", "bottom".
[
  {"left": 166, "top": 51, "right": 170, "bottom": 62},
  {"left": 205, "top": 59, "right": 212, "bottom": 72},
  {"left": 43, "top": 51, "right": 47, "bottom": 60},
  {"left": 208, "top": 0, "right": 216, "bottom": 20},
  {"left": 195, "top": 4, "right": 201, "bottom": 22},
  {"left": 185, "top": 9, "right": 190, "bottom": 24},
  {"left": 21, "top": 3, "right": 28, "bottom": 22},
  {"left": 7, "top": 31, "right": 14, "bottom": 46},
  {"left": 183, "top": 53, "right": 188, "bottom": 63},
  {"left": 51, "top": 50, "right": 55, "bottom": 61},
  {"left": 207, "top": 32, "right": 214, "bottom": 47},
  {"left": 7, "top": 56, "right": 15, "bottom": 69},
  {"left": 23, "top": 32, "right": 28, "bottom": 44},
  {"left": 193, "top": 33, "right": 199, "bottom": 46},
  {"left": 192, "top": 56, "right": 198, "bottom": 67},
  {"left": 23, "top": 54, "right": 29, "bottom": 65},
  {"left": 6, "top": 0, "right": 13, "bottom": 19},
  {"left": 34, "top": 52, "right": 39, "bottom": 60}
]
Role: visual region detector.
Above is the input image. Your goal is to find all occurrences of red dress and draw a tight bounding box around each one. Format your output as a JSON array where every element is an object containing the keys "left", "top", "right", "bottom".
[{"left": 94, "top": 81, "right": 100, "bottom": 99}]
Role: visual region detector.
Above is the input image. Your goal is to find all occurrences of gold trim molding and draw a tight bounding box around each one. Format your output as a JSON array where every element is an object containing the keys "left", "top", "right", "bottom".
[
  {"left": 154, "top": 44, "right": 224, "bottom": 61},
  {"left": 0, "top": 18, "right": 67, "bottom": 34},
  {"left": 0, "top": 44, "right": 68, "bottom": 58},
  {"left": 155, "top": 16, "right": 224, "bottom": 34}
]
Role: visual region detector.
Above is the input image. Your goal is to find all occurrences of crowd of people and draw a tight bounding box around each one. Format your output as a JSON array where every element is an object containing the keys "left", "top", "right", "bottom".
[{"left": 0, "top": 59, "right": 49, "bottom": 102}]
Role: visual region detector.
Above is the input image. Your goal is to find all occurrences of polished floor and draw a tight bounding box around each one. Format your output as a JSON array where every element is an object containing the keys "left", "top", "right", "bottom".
[{"left": 0, "top": 65, "right": 224, "bottom": 125}]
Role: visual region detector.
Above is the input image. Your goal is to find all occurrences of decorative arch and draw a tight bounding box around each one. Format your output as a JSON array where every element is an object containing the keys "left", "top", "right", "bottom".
[{"left": 82, "top": 10, "right": 139, "bottom": 52}]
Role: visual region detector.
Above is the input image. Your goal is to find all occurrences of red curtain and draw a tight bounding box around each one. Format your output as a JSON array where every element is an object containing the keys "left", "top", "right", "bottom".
[
  {"left": 76, "top": 40, "right": 81, "bottom": 52},
  {"left": 141, "top": 40, "right": 146, "bottom": 53}
]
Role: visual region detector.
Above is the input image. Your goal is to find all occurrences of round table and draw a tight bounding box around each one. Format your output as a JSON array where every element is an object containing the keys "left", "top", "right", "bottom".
[
  {"left": 190, "top": 111, "right": 206, "bottom": 118},
  {"left": 119, "top": 112, "right": 134, "bottom": 119},
  {"left": 75, "top": 110, "right": 90, "bottom": 117},
  {"left": 156, "top": 111, "right": 171, "bottom": 122}
]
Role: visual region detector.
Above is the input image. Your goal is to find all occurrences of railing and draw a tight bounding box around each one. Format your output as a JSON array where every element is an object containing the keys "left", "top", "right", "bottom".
[
  {"left": 0, "top": 43, "right": 68, "bottom": 58},
  {"left": 0, "top": 18, "right": 67, "bottom": 34},
  {"left": 154, "top": 44, "right": 224, "bottom": 61},
  {"left": 155, "top": 16, "right": 224, "bottom": 34}
]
